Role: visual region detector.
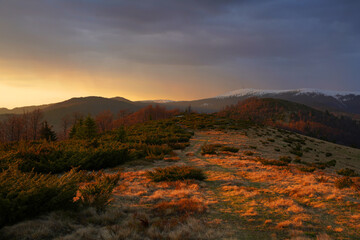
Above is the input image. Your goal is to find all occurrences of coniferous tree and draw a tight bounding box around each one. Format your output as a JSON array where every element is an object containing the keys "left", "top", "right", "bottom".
[
  {"left": 39, "top": 121, "right": 57, "bottom": 141},
  {"left": 69, "top": 116, "right": 97, "bottom": 139}
]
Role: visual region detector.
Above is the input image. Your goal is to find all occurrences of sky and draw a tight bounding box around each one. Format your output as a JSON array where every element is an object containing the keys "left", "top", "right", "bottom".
[{"left": 0, "top": 0, "right": 360, "bottom": 108}]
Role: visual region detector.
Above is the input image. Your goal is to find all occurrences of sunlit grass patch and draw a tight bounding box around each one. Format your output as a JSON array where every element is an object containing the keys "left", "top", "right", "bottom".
[
  {"left": 257, "top": 157, "right": 288, "bottom": 166},
  {"left": 153, "top": 198, "right": 207, "bottom": 216}
]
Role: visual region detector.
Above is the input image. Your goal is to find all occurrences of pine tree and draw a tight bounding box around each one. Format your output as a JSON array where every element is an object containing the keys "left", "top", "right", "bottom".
[
  {"left": 69, "top": 116, "right": 97, "bottom": 139},
  {"left": 39, "top": 121, "right": 57, "bottom": 141},
  {"left": 83, "top": 116, "right": 97, "bottom": 139}
]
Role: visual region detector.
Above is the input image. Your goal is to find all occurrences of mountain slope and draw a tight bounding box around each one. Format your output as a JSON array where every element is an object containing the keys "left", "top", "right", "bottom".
[
  {"left": 44, "top": 96, "right": 146, "bottom": 129},
  {"left": 0, "top": 96, "right": 146, "bottom": 131},
  {"left": 219, "top": 97, "right": 360, "bottom": 148}
]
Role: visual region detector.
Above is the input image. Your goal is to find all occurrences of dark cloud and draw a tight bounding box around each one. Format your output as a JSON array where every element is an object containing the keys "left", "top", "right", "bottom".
[{"left": 0, "top": 0, "right": 359, "bottom": 93}]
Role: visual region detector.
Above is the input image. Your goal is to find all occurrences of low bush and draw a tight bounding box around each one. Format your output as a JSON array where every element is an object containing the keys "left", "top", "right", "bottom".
[
  {"left": 243, "top": 151, "right": 254, "bottom": 156},
  {"left": 297, "top": 166, "right": 316, "bottom": 172},
  {"left": 324, "top": 159, "right": 337, "bottom": 167},
  {"left": 77, "top": 171, "right": 121, "bottom": 211},
  {"left": 147, "top": 166, "right": 206, "bottom": 182},
  {"left": 279, "top": 156, "right": 292, "bottom": 163},
  {"left": 0, "top": 165, "right": 122, "bottom": 227},
  {"left": 290, "top": 149, "right": 303, "bottom": 157},
  {"left": 337, "top": 168, "right": 358, "bottom": 177},
  {"left": 201, "top": 144, "right": 222, "bottom": 155},
  {"left": 168, "top": 142, "right": 190, "bottom": 150},
  {"left": 219, "top": 146, "right": 239, "bottom": 153},
  {"left": 0, "top": 165, "right": 84, "bottom": 227},
  {"left": 257, "top": 158, "right": 288, "bottom": 166},
  {"left": 289, "top": 143, "right": 303, "bottom": 157},
  {"left": 325, "top": 152, "right": 333, "bottom": 157},
  {"left": 334, "top": 177, "right": 353, "bottom": 189},
  {"left": 11, "top": 144, "right": 129, "bottom": 174}
]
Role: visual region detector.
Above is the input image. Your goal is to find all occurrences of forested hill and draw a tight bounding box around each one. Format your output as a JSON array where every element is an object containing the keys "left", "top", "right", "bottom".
[{"left": 219, "top": 98, "right": 360, "bottom": 148}]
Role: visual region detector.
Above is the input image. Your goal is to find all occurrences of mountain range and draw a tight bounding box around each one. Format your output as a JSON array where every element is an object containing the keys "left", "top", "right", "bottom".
[
  {"left": 162, "top": 88, "right": 360, "bottom": 115},
  {"left": 1, "top": 88, "right": 360, "bottom": 130}
]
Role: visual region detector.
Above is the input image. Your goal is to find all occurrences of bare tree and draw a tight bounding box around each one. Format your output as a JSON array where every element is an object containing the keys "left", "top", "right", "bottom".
[
  {"left": 29, "top": 109, "right": 43, "bottom": 140},
  {"left": 61, "top": 115, "right": 71, "bottom": 139},
  {"left": 96, "top": 110, "right": 114, "bottom": 133},
  {"left": 0, "top": 120, "right": 5, "bottom": 142},
  {"left": 2, "top": 115, "right": 23, "bottom": 141},
  {"left": 21, "top": 111, "right": 30, "bottom": 141}
]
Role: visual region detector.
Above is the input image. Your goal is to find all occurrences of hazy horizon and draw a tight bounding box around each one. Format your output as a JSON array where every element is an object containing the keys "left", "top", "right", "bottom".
[{"left": 3, "top": 87, "right": 360, "bottom": 110}]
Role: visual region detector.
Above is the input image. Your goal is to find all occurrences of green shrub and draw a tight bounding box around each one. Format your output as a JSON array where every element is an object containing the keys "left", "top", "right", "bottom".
[
  {"left": 147, "top": 166, "right": 206, "bottom": 182},
  {"left": 78, "top": 171, "right": 121, "bottom": 211},
  {"left": 70, "top": 116, "right": 98, "bottom": 140},
  {"left": 297, "top": 166, "right": 316, "bottom": 172},
  {"left": 279, "top": 156, "right": 292, "bottom": 163},
  {"left": 243, "top": 151, "right": 254, "bottom": 156},
  {"left": 325, "top": 152, "right": 333, "bottom": 157},
  {"left": 334, "top": 177, "right": 353, "bottom": 189},
  {"left": 220, "top": 146, "right": 239, "bottom": 153},
  {"left": 10, "top": 143, "right": 129, "bottom": 174},
  {"left": 290, "top": 149, "right": 303, "bottom": 157},
  {"left": 0, "top": 165, "right": 84, "bottom": 227},
  {"left": 168, "top": 142, "right": 190, "bottom": 150},
  {"left": 293, "top": 157, "right": 302, "bottom": 163},
  {"left": 325, "top": 159, "right": 336, "bottom": 167},
  {"left": 289, "top": 143, "right": 303, "bottom": 157},
  {"left": 201, "top": 144, "right": 221, "bottom": 155},
  {"left": 337, "top": 168, "right": 358, "bottom": 177}
]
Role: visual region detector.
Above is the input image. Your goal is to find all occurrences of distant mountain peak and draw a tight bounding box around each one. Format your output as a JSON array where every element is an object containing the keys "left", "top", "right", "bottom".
[{"left": 216, "top": 88, "right": 360, "bottom": 99}]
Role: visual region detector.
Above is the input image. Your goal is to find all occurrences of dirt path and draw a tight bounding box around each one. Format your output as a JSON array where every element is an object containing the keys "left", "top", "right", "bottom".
[{"left": 178, "top": 131, "right": 278, "bottom": 240}]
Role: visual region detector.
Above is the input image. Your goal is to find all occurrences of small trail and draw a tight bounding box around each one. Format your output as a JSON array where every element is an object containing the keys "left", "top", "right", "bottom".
[{"left": 179, "top": 131, "right": 274, "bottom": 240}]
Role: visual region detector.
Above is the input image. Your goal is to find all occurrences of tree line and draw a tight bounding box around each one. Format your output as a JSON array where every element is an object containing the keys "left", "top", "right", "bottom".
[{"left": 0, "top": 105, "right": 180, "bottom": 142}]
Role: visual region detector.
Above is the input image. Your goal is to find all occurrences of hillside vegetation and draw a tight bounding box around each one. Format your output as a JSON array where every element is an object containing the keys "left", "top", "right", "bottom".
[
  {"left": 0, "top": 103, "right": 359, "bottom": 239},
  {"left": 219, "top": 98, "right": 360, "bottom": 148}
]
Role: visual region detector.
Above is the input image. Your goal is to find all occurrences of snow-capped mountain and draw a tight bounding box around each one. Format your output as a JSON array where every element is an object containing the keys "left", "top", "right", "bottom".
[
  {"left": 217, "top": 88, "right": 360, "bottom": 100},
  {"left": 162, "top": 88, "right": 360, "bottom": 115}
]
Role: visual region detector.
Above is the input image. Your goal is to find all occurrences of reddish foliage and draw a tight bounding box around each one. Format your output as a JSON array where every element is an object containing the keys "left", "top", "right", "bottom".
[{"left": 219, "top": 98, "right": 360, "bottom": 148}]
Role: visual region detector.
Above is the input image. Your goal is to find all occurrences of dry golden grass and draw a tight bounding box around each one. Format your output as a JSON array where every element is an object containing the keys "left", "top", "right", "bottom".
[{"left": 182, "top": 129, "right": 360, "bottom": 239}]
